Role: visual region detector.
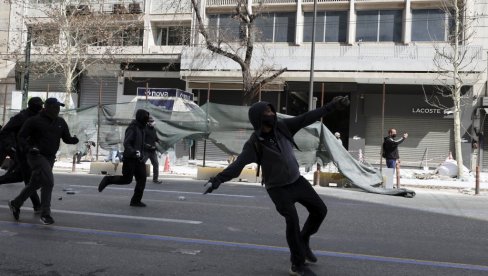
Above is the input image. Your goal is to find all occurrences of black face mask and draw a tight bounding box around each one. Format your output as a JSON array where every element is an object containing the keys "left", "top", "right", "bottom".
[
  {"left": 261, "top": 114, "right": 276, "bottom": 128},
  {"left": 28, "top": 104, "right": 43, "bottom": 113},
  {"left": 391, "top": 134, "right": 397, "bottom": 138},
  {"left": 44, "top": 105, "right": 60, "bottom": 119}
]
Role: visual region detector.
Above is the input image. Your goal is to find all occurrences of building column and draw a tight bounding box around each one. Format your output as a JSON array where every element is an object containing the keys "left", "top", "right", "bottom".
[
  {"left": 347, "top": 0, "right": 355, "bottom": 45},
  {"left": 295, "top": 0, "right": 303, "bottom": 45},
  {"left": 403, "top": 0, "right": 412, "bottom": 44}
]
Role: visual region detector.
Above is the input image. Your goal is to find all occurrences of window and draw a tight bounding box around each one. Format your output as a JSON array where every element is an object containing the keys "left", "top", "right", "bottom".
[
  {"left": 303, "top": 11, "right": 348, "bottom": 42},
  {"left": 31, "top": 29, "right": 59, "bottom": 46},
  {"left": 208, "top": 14, "right": 242, "bottom": 42},
  {"left": 155, "top": 26, "right": 191, "bottom": 46},
  {"left": 254, "top": 12, "right": 295, "bottom": 43},
  {"left": 356, "top": 10, "right": 402, "bottom": 42},
  {"left": 411, "top": 9, "right": 452, "bottom": 42},
  {"left": 81, "top": 27, "right": 144, "bottom": 47}
]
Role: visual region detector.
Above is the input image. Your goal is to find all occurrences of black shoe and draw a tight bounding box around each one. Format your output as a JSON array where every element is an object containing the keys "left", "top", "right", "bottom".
[
  {"left": 130, "top": 201, "right": 147, "bottom": 207},
  {"left": 289, "top": 264, "right": 316, "bottom": 276},
  {"left": 40, "top": 215, "right": 55, "bottom": 225},
  {"left": 304, "top": 246, "right": 318, "bottom": 263},
  {"left": 8, "top": 201, "right": 20, "bottom": 221},
  {"left": 152, "top": 180, "right": 163, "bottom": 184},
  {"left": 98, "top": 177, "right": 109, "bottom": 192},
  {"left": 33, "top": 206, "right": 41, "bottom": 215}
]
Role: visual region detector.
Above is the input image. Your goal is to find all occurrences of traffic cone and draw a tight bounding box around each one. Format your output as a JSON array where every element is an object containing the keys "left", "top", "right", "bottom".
[{"left": 164, "top": 156, "right": 170, "bottom": 172}]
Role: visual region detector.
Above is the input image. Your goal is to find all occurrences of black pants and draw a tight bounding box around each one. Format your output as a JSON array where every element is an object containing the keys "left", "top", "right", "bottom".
[
  {"left": 11, "top": 154, "right": 54, "bottom": 216},
  {"left": 143, "top": 150, "right": 159, "bottom": 181},
  {"left": 0, "top": 151, "right": 41, "bottom": 208},
  {"left": 267, "top": 176, "right": 327, "bottom": 266},
  {"left": 101, "top": 158, "right": 147, "bottom": 203}
]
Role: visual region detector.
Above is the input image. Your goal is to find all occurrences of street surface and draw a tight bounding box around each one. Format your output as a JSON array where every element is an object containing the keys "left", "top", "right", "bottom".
[{"left": 0, "top": 173, "right": 487, "bottom": 276}]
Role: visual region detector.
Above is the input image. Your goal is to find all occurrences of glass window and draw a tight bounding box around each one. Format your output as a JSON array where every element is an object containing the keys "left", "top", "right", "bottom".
[
  {"left": 356, "top": 10, "right": 402, "bottom": 42},
  {"left": 274, "top": 13, "right": 295, "bottom": 42},
  {"left": 156, "top": 26, "right": 190, "bottom": 46},
  {"left": 411, "top": 9, "right": 447, "bottom": 41},
  {"left": 304, "top": 11, "right": 347, "bottom": 42},
  {"left": 31, "top": 29, "right": 59, "bottom": 46},
  {"left": 254, "top": 15, "right": 274, "bottom": 42}
]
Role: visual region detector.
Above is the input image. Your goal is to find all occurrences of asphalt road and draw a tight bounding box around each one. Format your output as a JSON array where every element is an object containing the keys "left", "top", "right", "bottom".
[{"left": 0, "top": 173, "right": 487, "bottom": 276}]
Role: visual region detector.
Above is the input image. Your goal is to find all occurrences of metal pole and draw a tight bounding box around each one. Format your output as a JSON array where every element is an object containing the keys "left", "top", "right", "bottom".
[
  {"left": 2, "top": 83, "right": 7, "bottom": 125},
  {"left": 308, "top": 0, "right": 318, "bottom": 111},
  {"left": 396, "top": 161, "right": 400, "bottom": 188},
  {"left": 96, "top": 82, "right": 102, "bottom": 161},
  {"left": 320, "top": 83, "right": 324, "bottom": 122},
  {"left": 203, "top": 83, "right": 211, "bottom": 167},
  {"left": 475, "top": 165, "right": 480, "bottom": 195},
  {"left": 22, "top": 27, "right": 32, "bottom": 109},
  {"left": 380, "top": 81, "right": 386, "bottom": 173}
]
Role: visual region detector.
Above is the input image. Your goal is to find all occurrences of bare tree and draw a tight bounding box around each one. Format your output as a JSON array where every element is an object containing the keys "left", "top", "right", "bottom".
[
  {"left": 7, "top": 0, "right": 144, "bottom": 107},
  {"left": 425, "top": 0, "right": 481, "bottom": 178},
  {"left": 185, "top": 0, "right": 287, "bottom": 103}
]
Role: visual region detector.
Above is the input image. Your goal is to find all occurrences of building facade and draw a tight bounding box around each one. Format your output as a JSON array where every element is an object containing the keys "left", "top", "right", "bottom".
[{"left": 4, "top": 0, "right": 488, "bottom": 170}]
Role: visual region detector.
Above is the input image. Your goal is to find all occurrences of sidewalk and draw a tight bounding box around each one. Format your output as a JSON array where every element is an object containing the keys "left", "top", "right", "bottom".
[{"left": 58, "top": 159, "right": 488, "bottom": 195}]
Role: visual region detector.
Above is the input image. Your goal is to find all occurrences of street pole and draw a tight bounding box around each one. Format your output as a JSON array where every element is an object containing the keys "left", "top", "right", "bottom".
[
  {"left": 22, "top": 27, "right": 32, "bottom": 109},
  {"left": 308, "top": 0, "right": 317, "bottom": 111}
]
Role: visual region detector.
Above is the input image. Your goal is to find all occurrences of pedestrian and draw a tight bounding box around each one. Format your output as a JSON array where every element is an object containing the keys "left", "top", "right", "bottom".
[
  {"left": 382, "top": 128, "right": 408, "bottom": 172},
  {"left": 143, "top": 116, "right": 162, "bottom": 184},
  {"left": 98, "top": 109, "right": 150, "bottom": 207},
  {"left": 203, "top": 96, "right": 350, "bottom": 276},
  {"left": 8, "top": 98, "right": 79, "bottom": 225},
  {"left": 334, "top": 132, "right": 343, "bottom": 146},
  {"left": 0, "top": 97, "right": 44, "bottom": 213}
]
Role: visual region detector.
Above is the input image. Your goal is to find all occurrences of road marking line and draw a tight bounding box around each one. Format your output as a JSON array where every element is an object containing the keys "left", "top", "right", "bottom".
[
  {"left": 69, "top": 184, "right": 255, "bottom": 198},
  {"left": 0, "top": 220, "right": 487, "bottom": 272},
  {"left": 0, "top": 205, "right": 202, "bottom": 225}
]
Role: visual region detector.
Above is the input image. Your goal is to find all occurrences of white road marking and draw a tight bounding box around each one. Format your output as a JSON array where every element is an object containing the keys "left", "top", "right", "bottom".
[
  {"left": 0, "top": 205, "right": 202, "bottom": 225},
  {"left": 69, "top": 184, "right": 255, "bottom": 198}
]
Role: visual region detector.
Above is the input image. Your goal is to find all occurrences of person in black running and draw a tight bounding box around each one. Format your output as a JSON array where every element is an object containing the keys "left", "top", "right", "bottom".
[
  {"left": 98, "top": 109, "right": 150, "bottom": 207},
  {"left": 203, "top": 96, "right": 350, "bottom": 276},
  {"left": 143, "top": 116, "right": 162, "bottom": 184},
  {"left": 8, "top": 98, "right": 79, "bottom": 225},
  {"left": 0, "top": 97, "right": 43, "bottom": 212}
]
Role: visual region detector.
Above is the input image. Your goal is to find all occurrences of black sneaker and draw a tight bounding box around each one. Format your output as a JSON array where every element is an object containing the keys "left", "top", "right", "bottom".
[
  {"left": 98, "top": 177, "right": 109, "bottom": 192},
  {"left": 130, "top": 201, "right": 147, "bottom": 207},
  {"left": 8, "top": 201, "right": 20, "bottom": 221},
  {"left": 289, "top": 264, "right": 317, "bottom": 276},
  {"left": 304, "top": 246, "right": 318, "bottom": 263},
  {"left": 40, "top": 215, "right": 55, "bottom": 225},
  {"left": 152, "top": 180, "right": 163, "bottom": 184}
]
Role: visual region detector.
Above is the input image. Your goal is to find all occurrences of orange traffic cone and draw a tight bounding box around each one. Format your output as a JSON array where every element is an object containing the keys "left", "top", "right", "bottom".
[{"left": 163, "top": 156, "right": 170, "bottom": 172}]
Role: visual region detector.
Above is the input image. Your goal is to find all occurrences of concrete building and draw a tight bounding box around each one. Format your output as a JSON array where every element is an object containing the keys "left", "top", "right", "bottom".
[{"left": 3, "top": 0, "right": 488, "bottom": 170}]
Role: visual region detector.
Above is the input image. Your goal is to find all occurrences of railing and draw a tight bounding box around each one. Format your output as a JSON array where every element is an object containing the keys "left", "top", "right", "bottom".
[{"left": 207, "top": 0, "right": 296, "bottom": 6}]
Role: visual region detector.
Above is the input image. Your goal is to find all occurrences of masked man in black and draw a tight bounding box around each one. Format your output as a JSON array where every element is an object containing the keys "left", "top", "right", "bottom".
[
  {"left": 143, "top": 116, "right": 162, "bottom": 184},
  {"left": 203, "top": 96, "right": 350, "bottom": 276},
  {"left": 98, "top": 109, "right": 150, "bottom": 207},
  {"left": 0, "top": 97, "right": 44, "bottom": 212},
  {"left": 8, "top": 98, "right": 79, "bottom": 225}
]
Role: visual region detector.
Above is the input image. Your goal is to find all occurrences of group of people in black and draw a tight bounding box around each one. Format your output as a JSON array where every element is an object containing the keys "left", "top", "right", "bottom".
[{"left": 1, "top": 95, "right": 350, "bottom": 276}]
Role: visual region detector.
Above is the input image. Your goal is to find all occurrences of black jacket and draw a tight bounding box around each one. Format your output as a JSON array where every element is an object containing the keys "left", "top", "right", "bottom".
[
  {"left": 382, "top": 136, "right": 405, "bottom": 159},
  {"left": 213, "top": 102, "right": 333, "bottom": 189},
  {"left": 123, "top": 111, "right": 147, "bottom": 160},
  {"left": 0, "top": 108, "right": 38, "bottom": 151},
  {"left": 18, "top": 111, "right": 78, "bottom": 157}
]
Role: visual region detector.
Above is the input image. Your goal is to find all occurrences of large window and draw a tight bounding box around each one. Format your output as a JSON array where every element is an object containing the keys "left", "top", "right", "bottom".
[
  {"left": 254, "top": 12, "right": 295, "bottom": 43},
  {"left": 155, "top": 26, "right": 190, "bottom": 46},
  {"left": 411, "top": 9, "right": 452, "bottom": 42},
  {"left": 82, "top": 27, "right": 144, "bottom": 47},
  {"left": 356, "top": 10, "right": 402, "bottom": 42},
  {"left": 303, "top": 11, "right": 348, "bottom": 42},
  {"left": 31, "top": 28, "right": 59, "bottom": 46},
  {"left": 208, "top": 14, "right": 243, "bottom": 42}
]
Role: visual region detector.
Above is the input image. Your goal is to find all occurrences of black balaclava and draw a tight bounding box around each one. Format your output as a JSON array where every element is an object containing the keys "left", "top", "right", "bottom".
[
  {"left": 135, "top": 109, "right": 150, "bottom": 126},
  {"left": 27, "top": 97, "right": 43, "bottom": 113},
  {"left": 44, "top": 104, "right": 60, "bottom": 119},
  {"left": 261, "top": 114, "right": 276, "bottom": 128}
]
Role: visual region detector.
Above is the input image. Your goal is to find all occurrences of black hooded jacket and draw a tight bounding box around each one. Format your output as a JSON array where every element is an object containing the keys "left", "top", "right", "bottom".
[
  {"left": 382, "top": 136, "right": 405, "bottom": 159},
  {"left": 0, "top": 108, "right": 39, "bottom": 151},
  {"left": 123, "top": 109, "right": 148, "bottom": 160},
  {"left": 212, "top": 102, "right": 334, "bottom": 189},
  {"left": 18, "top": 111, "right": 78, "bottom": 157}
]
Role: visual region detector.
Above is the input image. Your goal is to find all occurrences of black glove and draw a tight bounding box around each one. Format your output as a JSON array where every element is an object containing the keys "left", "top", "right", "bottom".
[
  {"left": 29, "top": 147, "right": 40, "bottom": 155},
  {"left": 71, "top": 136, "right": 79, "bottom": 144},
  {"left": 203, "top": 177, "right": 221, "bottom": 194},
  {"left": 325, "top": 96, "right": 350, "bottom": 112}
]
